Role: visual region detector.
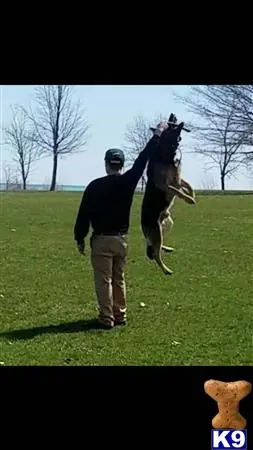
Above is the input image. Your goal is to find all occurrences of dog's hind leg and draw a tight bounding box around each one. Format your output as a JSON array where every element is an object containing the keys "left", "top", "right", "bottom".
[
  {"left": 143, "top": 233, "right": 155, "bottom": 260},
  {"left": 153, "top": 247, "right": 173, "bottom": 275},
  {"left": 146, "top": 244, "right": 154, "bottom": 260},
  {"left": 161, "top": 211, "right": 175, "bottom": 253},
  {"left": 143, "top": 223, "right": 173, "bottom": 274},
  {"left": 152, "top": 222, "right": 173, "bottom": 275}
]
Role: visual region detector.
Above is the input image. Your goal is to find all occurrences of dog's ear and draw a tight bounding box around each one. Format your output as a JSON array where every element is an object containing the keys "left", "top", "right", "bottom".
[
  {"left": 168, "top": 114, "right": 177, "bottom": 128},
  {"left": 168, "top": 113, "right": 177, "bottom": 123}
]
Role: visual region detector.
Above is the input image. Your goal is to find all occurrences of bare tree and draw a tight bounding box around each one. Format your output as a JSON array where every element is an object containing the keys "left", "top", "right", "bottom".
[
  {"left": 4, "top": 106, "right": 38, "bottom": 190},
  {"left": 24, "top": 85, "right": 90, "bottom": 191},
  {"left": 223, "top": 85, "right": 253, "bottom": 153},
  {"left": 194, "top": 107, "right": 248, "bottom": 190},
  {"left": 175, "top": 85, "right": 253, "bottom": 159},
  {"left": 175, "top": 86, "right": 251, "bottom": 190},
  {"left": 199, "top": 176, "right": 217, "bottom": 190},
  {"left": 2, "top": 162, "right": 20, "bottom": 191},
  {"left": 124, "top": 114, "right": 164, "bottom": 191},
  {"left": 3, "top": 163, "right": 13, "bottom": 190}
]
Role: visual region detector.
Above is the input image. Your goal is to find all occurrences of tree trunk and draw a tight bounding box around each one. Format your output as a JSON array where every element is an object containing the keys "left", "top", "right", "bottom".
[
  {"left": 220, "top": 174, "right": 225, "bottom": 191},
  {"left": 21, "top": 167, "right": 26, "bottom": 190},
  {"left": 50, "top": 153, "right": 58, "bottom": 191}
]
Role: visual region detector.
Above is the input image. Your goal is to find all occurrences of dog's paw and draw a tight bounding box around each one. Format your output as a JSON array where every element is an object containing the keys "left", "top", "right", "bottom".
[
  {"left": 188, "top": 196, "right": 196, "bottom": 205},
  {"left": 162, "top": 246, "right": 175, "bottom": 253},
  {"left": 163, "top": 267, "right": 173, "bottom": 275},
  {"left": 165, "top": 270, "right": 173, "bottom": 275}
]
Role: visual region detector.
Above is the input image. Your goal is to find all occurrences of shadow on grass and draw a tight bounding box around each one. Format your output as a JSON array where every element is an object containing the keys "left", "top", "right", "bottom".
[{"left": 0, "top": 319, "right": 112, "bottom": 340}]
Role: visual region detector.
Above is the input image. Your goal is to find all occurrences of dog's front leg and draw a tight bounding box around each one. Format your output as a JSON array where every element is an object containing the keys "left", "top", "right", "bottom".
[
  {"left": 181, "top": 178, "right": 195, "bottom": 198},
  {"left": 168, "top": 185, "right": 195, "bottom": 205}
]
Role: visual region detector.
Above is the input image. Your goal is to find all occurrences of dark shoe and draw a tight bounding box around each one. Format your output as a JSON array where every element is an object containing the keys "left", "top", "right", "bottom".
[
  {"left": 90, "top": 319, "right": 114, "bottom": 330},
  {"left": 98, "top": 321, "right": 114, "bottom": 330}
]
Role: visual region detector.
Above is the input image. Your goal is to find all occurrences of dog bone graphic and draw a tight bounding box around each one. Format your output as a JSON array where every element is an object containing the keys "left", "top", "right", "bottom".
[{"left": 204, "top": 379, "right": 252, "bottom": 429}]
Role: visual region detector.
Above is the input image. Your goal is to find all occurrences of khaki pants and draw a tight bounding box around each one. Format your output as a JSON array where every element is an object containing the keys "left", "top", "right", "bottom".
[{"left": 90, "top": 235, "right": 128, "bottom": 326}]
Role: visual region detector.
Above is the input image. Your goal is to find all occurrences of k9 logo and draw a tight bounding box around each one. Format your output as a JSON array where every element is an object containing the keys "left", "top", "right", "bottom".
[{"left": 211, "top": 430, "right": 247, "bottom": 450}]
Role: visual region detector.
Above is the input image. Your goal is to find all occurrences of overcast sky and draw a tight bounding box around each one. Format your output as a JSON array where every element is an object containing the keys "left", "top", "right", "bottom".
[{"left": 1, "top": 85, "right": 252, "bottom": 189}]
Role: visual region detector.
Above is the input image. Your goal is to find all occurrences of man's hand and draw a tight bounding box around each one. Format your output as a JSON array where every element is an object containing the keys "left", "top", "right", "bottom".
[
  {"left": 76, "top": 241, "right": 85, "bottom": 255},
  {"left": 150, "top": 121, "right": 169, "bottom": 137}
]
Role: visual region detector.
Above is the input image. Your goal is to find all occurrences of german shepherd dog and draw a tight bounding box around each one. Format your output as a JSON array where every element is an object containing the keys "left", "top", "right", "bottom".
[{"left": 141, "top": 114, "right": 196, "bottom": 275}]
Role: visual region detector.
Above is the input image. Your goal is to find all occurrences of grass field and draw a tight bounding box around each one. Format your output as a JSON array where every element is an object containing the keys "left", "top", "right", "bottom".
[{"left": 0, "top": 192, "right": 252, "bottom": 366}]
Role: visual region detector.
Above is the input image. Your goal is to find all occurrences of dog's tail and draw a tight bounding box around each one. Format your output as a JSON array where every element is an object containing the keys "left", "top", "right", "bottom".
[{"left": 146, "top": 245, "right": 154, "bottom": 260}]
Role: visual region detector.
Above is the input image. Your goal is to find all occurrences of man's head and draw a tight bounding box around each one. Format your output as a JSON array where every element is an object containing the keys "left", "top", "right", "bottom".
[{"left": 104, "top": 148, "right": 125, "bottom": 175}]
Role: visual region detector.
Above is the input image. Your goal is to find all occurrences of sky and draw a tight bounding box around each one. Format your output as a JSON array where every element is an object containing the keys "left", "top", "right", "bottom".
[{"left": 0, "top": 85, "right": 252, "bottom": 189}]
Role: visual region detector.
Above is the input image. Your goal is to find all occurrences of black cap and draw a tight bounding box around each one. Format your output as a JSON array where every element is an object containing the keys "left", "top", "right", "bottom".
[{"left": 104, "top": 148, "right": 125, "bottom": 166}]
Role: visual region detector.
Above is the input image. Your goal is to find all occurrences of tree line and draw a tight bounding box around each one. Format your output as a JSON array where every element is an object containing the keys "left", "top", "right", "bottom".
[{"left": 3, "top": 85, "right": 253, "bottom": 192}]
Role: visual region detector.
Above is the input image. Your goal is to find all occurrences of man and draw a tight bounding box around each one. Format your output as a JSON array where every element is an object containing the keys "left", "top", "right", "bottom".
[{"left": 74, "top": 121, "right": 168, "bottom": 329}]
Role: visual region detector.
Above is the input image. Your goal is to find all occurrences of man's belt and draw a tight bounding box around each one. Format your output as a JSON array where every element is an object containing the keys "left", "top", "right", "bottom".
[{"left": 93, "top": 231, "right": 127, "bottom": 236}]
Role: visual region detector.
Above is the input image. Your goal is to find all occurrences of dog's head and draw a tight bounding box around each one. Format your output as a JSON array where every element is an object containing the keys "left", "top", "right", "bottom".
[
  {"left": 147, "top": 114, "right": 190, "bottom": 185},
  {"left": 157, "top": 119, "right": 184, "bottom": 166}
]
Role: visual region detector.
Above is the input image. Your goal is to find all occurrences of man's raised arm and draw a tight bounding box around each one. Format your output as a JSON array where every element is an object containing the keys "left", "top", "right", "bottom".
[{"left": 123, "top": 122, "right": 168, "bottom": 187}]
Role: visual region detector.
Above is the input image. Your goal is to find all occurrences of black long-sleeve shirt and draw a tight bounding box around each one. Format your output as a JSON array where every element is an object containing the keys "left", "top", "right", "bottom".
[{"left": 74, "top": 134, "right": 160, "bottom": 242}]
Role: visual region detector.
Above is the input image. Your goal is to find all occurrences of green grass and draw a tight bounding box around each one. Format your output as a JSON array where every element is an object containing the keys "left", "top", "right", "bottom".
[{"left": 0, "top": 192, "right": 252, "bottom": 366}]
